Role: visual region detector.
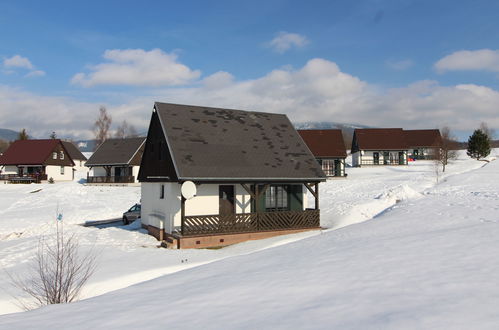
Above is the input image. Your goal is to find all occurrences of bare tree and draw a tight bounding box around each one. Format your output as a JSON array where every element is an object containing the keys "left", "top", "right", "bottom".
[
  {"left": 438, "top": 126, "right": 458, "bottom": 172},
  {"left": 115, "top": 120, "right": 138, "bottom": 138},
  {"left": 18, "top": 128, "right": 29, "bottom": 140},
  {"left": 479, "top": 122, "right": 495, "bottom": 141},
  {"left": 92, "top": 106, "right": 112, "bottom": 151},
  {"left": 0, "top": 139, "right": 9, "bottom": 153},
  {"left": 9, "top": 221, "right": 96, "bottom": 310}
]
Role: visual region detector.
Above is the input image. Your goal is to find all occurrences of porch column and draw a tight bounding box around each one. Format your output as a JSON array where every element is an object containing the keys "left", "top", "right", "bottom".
[
  {"left": 181, "top": 195, "right": 186, "bottom": 236},
  {"left": 315, "top": 182, "right": 319, "bottom": 210}
]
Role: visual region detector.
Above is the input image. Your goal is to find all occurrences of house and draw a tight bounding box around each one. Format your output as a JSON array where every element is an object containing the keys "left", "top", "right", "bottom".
[
  {"left": 404, "top": 129, "right": 443, "bottom": 160},
  {"left": 298, "top": 129, "right": 347, "bottom": 177},
  {"left": 139, "top": 102, "right": 326, "bottom": 248},
  {"left": 351, "top": 128, "right": 409, "bottom": 167},
  {"left": 85, "top": 137, "right": 145, "bottom": 184},
  {"left": 0, "top": 139, "right": 75, "bottom": 182},
  {"left": 62, "top": 141, "right": 87, "bottom": 172}
]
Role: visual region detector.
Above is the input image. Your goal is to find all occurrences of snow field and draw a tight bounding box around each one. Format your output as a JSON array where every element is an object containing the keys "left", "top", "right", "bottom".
[{"left": 0, "top": 150, "right": 497, "bottom": 327}]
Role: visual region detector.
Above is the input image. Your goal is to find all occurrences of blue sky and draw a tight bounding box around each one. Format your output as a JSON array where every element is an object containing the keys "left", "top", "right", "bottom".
[{"left": 1, "top": 0, "right": 499, "bottom": 139}]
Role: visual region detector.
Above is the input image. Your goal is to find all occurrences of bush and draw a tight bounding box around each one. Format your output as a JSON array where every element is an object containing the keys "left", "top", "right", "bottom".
[
  {"left": 9, "top": 222, "right": 97, "bottom": 310},
  {"left": 48, "top": 177, "right": 54, "bottom": 184}
]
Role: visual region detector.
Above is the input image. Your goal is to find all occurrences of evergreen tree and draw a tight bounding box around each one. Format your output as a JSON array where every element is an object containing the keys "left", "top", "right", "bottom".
[
  {"left": 467, "top": 129, "right": 491, "bottom": 160},
  {"left": 50, "top": 131, "right": 57, "bottom": 139},
  {"left": 18, "top": 128, "right": 29, "bottom": 140}
]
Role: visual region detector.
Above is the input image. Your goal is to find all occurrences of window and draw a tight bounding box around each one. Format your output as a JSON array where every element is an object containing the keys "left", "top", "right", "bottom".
[
  {"left": 321, "top": 159, "right": 334, "bottom": 176},
  {"left": 265, "top": 185, "right": 288, "bottom": 211},
  {"left": 53, "top": 152, "right": 57, "bottom": 159},
  {"left": 60, "top": 151, "right": 64, "bottom": 160},
  {"left": 160, "top": 184, "right": 164, "bottom": 199},
  {"left": 60, "top": 166, "right": 64, "bottom": 175}
]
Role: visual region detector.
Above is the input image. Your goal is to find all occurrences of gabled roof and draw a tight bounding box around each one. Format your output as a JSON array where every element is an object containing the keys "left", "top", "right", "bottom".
[
  {"left": 151, "top": 102, "right": 326, "bottom": 182},
  {"left": 297, "top": 129, "right": 347, "bottom": 158},
  {"left": 0, "top": 139, "right": 66, "bottom": 165},
  {"left": 62, "top": 141, "right": 87, "bottom": 161},
  {"left": 85, "top": 137, "right": 146, "bottom": 167},
  {"left": 353, "top": 128, "right": 409, "bottom": 150},
  {"left": 404, "top": 129, "right": 443, "bottom": 148}
]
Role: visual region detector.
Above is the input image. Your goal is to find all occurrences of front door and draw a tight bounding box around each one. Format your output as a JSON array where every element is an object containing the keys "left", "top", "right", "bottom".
[
  {"left": 115, "top": 167, "right": 122, "bottom": 177},
  {"left": 373, "top": 152, "right": 379, "bottom": 165},
  {"left": 219, "top": 185, "right": 235, "bottom": 215}
]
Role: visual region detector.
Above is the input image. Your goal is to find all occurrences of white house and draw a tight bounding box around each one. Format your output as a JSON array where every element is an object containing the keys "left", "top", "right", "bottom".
[
  {"left": 298, "top": 129, "right": 347, "bottom": 177},
  {"left": 351, "top": 128, "right": 409, "bottom": 167},
  {"left": 139, "top": 102, "right": 326, "bottom": 249},
  {"left": 0, "top": 139, "right": 75, "bottom": 182},
  {"left": 85, "top": 137, "right": 145, "bottom": 185}
]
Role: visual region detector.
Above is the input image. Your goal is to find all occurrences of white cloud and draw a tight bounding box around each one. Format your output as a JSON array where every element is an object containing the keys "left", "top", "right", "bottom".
[
  {"left": 71, "top": 48, "right": 201, "bottom": 87},
  {"left": 2, "top": 58, "right": 499, "bottom": 140},
  {"left": 386, "top": 59, "right": 414, "bottom": 71},
  {"left": 25, "top": 70, "right": 46, "bottom": 78},
  {"left": 435, "top": 49, "right": 499, "bottom": 73},
  {"left": 267, "top": 32, "right": 309, "bottom": 53},
  {"left": 3, "top": 55, "right": 33, "bottom": 69}
]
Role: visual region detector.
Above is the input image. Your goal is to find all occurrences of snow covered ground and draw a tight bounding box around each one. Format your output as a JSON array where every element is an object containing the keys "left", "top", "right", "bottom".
[{"left": 0, "top": 150, "right": 498, "bottom": 329}]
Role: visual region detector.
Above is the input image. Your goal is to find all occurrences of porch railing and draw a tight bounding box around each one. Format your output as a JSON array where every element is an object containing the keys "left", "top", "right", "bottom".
[
  {"left": 360, "top": 159, "right": 406, "bottom": 166},
  {"left": 87, "top": 176, "right": 135, "bottom": 184},
  {"left": 0, "top": 174, "right": 47, "bottom": 183},
  {"left": 182, "top": 209, "right": 320, "bottom": 236}
]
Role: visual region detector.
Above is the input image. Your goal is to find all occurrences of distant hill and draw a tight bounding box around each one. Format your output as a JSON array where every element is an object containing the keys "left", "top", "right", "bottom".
[{"left": 0, "top": 128, "right": 19, "bottom": 141}]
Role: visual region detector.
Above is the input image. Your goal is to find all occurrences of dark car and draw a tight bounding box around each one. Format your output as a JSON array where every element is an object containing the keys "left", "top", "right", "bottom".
[{"left": 123, "top": 204, "right": 141, "bottom": 225}]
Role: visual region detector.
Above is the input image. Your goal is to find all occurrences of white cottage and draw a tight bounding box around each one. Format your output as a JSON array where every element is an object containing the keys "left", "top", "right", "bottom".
[
  {"left": 85, "top": 137, "right": 145, "bottom": 185},
  {"left": 351, "top": 128, "right": 409, "bottom": 167},
  {"left": 139, "top": 102, "right": 326, "bottom": 248},
  {"left": 0, "top": 139, "right": 75, "bottom": 182}
]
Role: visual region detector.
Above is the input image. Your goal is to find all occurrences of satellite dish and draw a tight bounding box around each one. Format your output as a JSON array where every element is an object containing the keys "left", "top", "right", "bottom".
[{"left": 181, "top": 181, "right": 197, "bottom": 200}]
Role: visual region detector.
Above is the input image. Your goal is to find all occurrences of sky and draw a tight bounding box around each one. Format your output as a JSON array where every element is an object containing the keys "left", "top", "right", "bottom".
[{"left": 1, "top": 0, "right": 499, "bottom": 140}]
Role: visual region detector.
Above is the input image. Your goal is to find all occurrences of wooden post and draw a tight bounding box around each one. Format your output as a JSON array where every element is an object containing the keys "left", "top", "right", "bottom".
[
  {"left": 181, "top": 195, "right": 186, "bottom": 236},
  {"left": 315, "top": 183, "right": 319, "bottom": 210}
]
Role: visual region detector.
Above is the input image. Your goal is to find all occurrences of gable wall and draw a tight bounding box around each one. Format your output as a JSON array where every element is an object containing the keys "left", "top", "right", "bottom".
[{"left": 138, "top": 111, "right": 178, "bottom": 182}]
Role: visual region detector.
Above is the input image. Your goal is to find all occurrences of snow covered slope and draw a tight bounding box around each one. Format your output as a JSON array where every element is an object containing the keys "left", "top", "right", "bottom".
[{"left": 0, "top": 151, "right": 498, "bottom": 328}]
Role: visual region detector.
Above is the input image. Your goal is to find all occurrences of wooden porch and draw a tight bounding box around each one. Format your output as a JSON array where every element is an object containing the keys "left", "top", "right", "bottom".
[
  {"left": 181, "top": 209, "right": 320, "bottom": 236},
  {"left": 86, "top": 175, "right": 135, "bottom": 184},
  {"left": 0, "top": 173, "right": 48, "bottom": 183}
]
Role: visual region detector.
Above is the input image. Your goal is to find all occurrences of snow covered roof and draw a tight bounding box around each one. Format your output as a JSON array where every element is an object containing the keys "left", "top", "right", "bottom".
[
  {"left": 144, "top": 102, "right": 326, "bottom": 182},
  {"left": 85, "top": 138, "right": 145, "bottom": 167},
  {"left": 298, "top": 129, "right": 347, "bottom": 158}
]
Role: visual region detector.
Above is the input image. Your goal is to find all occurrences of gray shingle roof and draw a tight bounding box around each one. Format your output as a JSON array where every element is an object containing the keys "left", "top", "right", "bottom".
[
  {"left": 62, "top": 141, "right": 87, "bottom": 161},
  {"left": 85, "top": 137, "right": 145, "bottom": 167},
  {"left": 155, "top": 102, "right": 326, "bottom": 181}
]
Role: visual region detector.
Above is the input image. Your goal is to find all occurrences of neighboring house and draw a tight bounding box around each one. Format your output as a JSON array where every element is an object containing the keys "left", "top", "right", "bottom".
[
  {"left": 85, "top": 137, "right": 145, "bottom": 184},
  {"left": 139, "top": 102, "right": 326, "bottom": 248},
  {"left": 0, "top": 139, "right": 75, "bottom": 182},
  {"left": 298, "top": 129, "right": 347, "bottom": 177},
  {"left": 404, "top": 129, "right": 443, "bottom": 160},
  {"left": 62, "top": 141, "right": 87, "bottom": 172},
  {"left": 351, "top": 128, "right": 409, "bottom": 167}
]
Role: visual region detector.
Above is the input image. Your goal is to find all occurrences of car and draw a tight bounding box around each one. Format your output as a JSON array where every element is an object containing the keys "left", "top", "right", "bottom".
[{"left": 123, "top": 203, "right": 141, "bottom": 225}]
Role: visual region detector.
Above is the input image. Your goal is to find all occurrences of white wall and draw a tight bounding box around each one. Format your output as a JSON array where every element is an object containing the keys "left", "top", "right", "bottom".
[
  {"left": 0, "top": 166, "right": 17, "bottom": 174},
  {"left": 45, "top": 165, "right": 74, "bottom": 181},
  {"left": 353, "top": 150, "right": 407, "bottom": 166},
  {"left": 142, "top": 183, "right": 311, "bottom": 233},
  {"left": 132, "top": 166, "right": 140, "bottom": 183}
]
